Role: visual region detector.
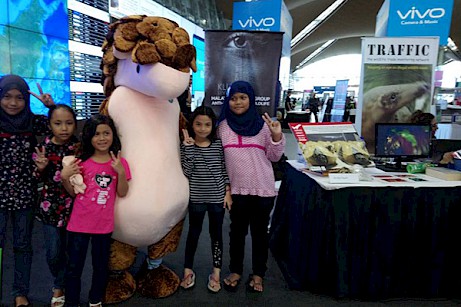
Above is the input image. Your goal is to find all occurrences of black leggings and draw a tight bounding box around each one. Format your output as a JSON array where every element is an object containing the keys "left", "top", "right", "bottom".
[
  {"left": 184, "top": 202, "right": 225, "bottom": 270},
  {"left": 228, "top": 195, "right": 275, "bottom": 278}
]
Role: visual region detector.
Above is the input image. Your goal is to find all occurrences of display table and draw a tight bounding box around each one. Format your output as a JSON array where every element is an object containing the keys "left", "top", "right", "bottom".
[
  {"left": 286, "top": 111, "right": 311, "bottom": 123},
  {"left": 270, "top": 162, "right": 461, "bottom": 299},
  {"left": 435, "top": 123, "right": 461, "bottom": 140}
]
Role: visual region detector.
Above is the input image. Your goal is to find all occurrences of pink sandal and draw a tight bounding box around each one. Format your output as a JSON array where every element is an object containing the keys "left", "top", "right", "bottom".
[
  {"left": 180, "top": 272, "right": 196, "bottom": 289},
  {"left": 207, "top": 274, "right": 221, "bottom": 293}
]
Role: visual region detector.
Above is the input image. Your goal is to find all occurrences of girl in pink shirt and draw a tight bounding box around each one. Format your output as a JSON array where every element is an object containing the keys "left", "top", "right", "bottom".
[
  {"left": 218, "top": 81, "right": 285, "bottom": 293},
  {"left": 61, "top": 115, "right": 131, "bottom": 307}
]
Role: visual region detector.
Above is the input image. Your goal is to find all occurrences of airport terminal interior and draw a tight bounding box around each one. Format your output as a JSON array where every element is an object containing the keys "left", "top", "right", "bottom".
[{"left": 2, "top": 0, "right": 461, "bottom": 306}]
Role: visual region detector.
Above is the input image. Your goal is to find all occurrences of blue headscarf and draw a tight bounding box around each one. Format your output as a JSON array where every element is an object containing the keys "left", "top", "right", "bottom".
[
  {"left": 218, "top": 81, "right": 264, "bottom": 137},
  {"left": 0, "top": 74, "right": 34, "bottom": 133}
]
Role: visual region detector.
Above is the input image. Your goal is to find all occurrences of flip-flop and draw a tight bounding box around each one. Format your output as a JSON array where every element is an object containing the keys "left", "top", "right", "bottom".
[
  {"left": 246, "top": 274, "right": 264, "bottom": 293},
  {"left": 223, "top": 273, "right": 241, "bottom": 292},
  {"left": 207, "top": 274, "right": 221, "bottom": 293},
  {"left": 180, "top": 271, "right": 196, "bottom": 290},
  {"left": 51, "top": 295, "right": 65, "bottom": 307}
]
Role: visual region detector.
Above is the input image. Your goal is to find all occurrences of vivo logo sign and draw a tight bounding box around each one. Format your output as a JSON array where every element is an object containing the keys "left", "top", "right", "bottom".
[
  {"left": 397, "top": 7, "right": 445, "bottom": 20},
  {"left": 238, "top": 16, "right": 275, "bottom": 28}
]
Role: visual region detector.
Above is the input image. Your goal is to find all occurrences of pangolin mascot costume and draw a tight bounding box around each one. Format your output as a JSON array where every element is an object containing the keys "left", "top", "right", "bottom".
[{"left": 99, "top": 15, "right": 196, "bottom": 302}]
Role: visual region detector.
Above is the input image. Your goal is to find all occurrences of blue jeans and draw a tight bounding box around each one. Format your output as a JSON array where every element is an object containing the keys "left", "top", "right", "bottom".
[
  {"left": 0, "top": 208, "right": 34, "bottom": 298},
  {"left": 42, "top": 223, "right": 67, "bottom": 290},
  {"left": 65, "top": 231, "right": 112, "bottom": 307}
]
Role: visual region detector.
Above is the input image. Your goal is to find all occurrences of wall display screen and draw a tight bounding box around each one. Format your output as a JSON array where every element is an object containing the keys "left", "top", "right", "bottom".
[
  {"left": 69, "top": 11, "right": 108, "bottom": 47},
  {"left": 191, "top": 35, "right": 205, "bottom": 109},
  {"left": 1, "top": 0, "right": 71, "bottom": 114},
  {"left": 1, "top": 0, "right": 202, "bottom": 118},
  {"left": 0, "top": 0, "right": 110, "bottom": 117}
]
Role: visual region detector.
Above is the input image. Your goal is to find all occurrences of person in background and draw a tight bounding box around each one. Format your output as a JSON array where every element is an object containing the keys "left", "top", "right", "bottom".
[
  {"left": 61, "top": 115, "right": 131, "bottom": 307},
  {"left": 284, "top": 90, "right": 294, "bottom": 112},
  {"left": 409, "top": 110, "right": 438, "bottom": 139},
  {"left": 178, "top": 75, "right": 192, "bottom": 120},
  {"left": 34, "top": 104, "right": 79, "bottom": 307},
  {"left": 0, "top": 74, "right": 55, "bottom": 307},
  {"left": 179, "top": 106, "right": 232, "bottom": 293},
  {"left": 218, "top": 81, "right": 285, "bottom": 293},
  {"left": 307, "top": 93, "right": 320, "bottom": 122}
]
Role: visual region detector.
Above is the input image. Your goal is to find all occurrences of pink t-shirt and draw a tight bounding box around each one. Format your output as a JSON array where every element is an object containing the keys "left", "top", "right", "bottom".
[{"left": 67, "top": 157, "right": 131, "bottom": 234}]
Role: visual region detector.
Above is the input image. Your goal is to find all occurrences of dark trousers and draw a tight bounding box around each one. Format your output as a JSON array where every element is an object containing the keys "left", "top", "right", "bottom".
[
  {"left": 65, "top": 231, "right": 112, "bottom": 306},
  {"left": 311, "top": 111, "right": 319, "bottom": 123},
  {"left": 184, "top": 202, "right": 225, "bottom": 270},
  {"left": 228, "top": 195, "right": 275, "bottom": 278},
  {"left": 0, "top": 208, "right": 34, "bottom": 298},
  {"left": 42, "top": 223, "right": 67, "bottom": 290}
]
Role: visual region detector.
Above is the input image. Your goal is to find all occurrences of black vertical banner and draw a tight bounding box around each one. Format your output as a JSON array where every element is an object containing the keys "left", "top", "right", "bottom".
[{"left": 203, "top": 30, "right": 283, "bottom": 117}]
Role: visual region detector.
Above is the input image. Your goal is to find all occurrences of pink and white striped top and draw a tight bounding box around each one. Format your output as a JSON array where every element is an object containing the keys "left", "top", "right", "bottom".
[{"left": 218, "top": 120, "right": 286, "bottom": 197}]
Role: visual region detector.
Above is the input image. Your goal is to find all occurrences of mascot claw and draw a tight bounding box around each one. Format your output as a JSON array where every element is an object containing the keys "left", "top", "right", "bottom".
[
  {"left": 136, "top": 264, "right": 180, "bottom": 298},
  {"left": 104, "top": 270, "right": 136, "bottom": 304}
]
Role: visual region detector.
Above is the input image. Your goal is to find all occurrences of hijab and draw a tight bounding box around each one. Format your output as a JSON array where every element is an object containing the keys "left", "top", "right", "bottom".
[
  {"left": 218, "top": 80, "right": 264, "bottom": 137},
  {"left": 0, "top": 74, "right": 34, "bottom": 133}
]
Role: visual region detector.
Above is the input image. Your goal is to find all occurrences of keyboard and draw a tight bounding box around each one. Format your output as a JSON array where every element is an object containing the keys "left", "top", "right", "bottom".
[{"left": 375, "top": 164, "right": 408, "bottom": 173}]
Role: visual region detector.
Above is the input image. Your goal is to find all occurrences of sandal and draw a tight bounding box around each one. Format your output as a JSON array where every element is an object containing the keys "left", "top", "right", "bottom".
[
  {"left": 180, "top": 271, "right": 196, "bottom": 290},
  {"left": 51, "top": 288, "right": 65, "bottom": 307},
  {"left": 89, "top": 302, "right": 102, "bottom": 307},
  {"left": 223, "top": 273, "right": 241, "bottom": 292},
  {"left": 51, "top": 295, "right": 65, "bottom": 307},
  {"left": 246, "top": 274, "right": 264, "bottom": 293},
  {"left": 207, "top": 274, "right": 221, "bottom": 293}
]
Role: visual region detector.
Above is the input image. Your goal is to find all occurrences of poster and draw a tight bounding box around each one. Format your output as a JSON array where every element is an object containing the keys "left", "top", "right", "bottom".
[
  {"left": 331, "top": 79, "right": 349, "bottom": 122},
  {"left": 356, "top": 36, "right": 439, "bottom": 153},
  {"left": 203, "top": 30, "right": 283, "bottom": 117}
]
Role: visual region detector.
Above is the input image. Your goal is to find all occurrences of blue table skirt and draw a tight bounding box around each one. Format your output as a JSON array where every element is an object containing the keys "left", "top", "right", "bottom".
[{"left": 269, "top": 162, "right": 461, "bottom": 299}]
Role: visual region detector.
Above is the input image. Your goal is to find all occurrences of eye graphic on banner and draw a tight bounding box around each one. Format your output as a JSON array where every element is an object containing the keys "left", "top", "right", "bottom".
[{"left": 204, "top": 30, "right": 283, "bottom": 117}]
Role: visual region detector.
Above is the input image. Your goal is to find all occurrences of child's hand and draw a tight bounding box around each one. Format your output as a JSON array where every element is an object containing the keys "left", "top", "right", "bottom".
[
  {"left": 34, "top": 146, "right": 49, "bottom": 171},
  {"left": 61, "top": 157, "right": 81, "bottom": 181},
  {"left": 110, "top": 151, "right": 125, "bottom": 175},
  {"left": 182, "top": 129, "right": 195, "bottom": 146},
  {"left": 28, "top": 83, "right": 55, "bottom": 107},
  {"left": 262, "top": 112, "right": 282, "bottom": 142},
  {"left": 224, "top": 192, "right": 232, "bottom": 211}
]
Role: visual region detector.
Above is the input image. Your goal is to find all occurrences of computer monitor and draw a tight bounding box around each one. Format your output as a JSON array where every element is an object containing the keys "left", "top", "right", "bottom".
[{"left": 375, "top": 123, "right": 432, "bottom": 168}]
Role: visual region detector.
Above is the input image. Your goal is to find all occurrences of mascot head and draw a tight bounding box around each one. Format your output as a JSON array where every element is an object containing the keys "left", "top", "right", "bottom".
[{"left": 100, "top": 15, "right": 197, "bottom": 112}]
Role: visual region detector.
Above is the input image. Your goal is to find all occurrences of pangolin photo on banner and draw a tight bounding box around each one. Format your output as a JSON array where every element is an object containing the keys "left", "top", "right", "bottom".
[
  {"left": 203, "top": 30, "right": 283, "bottom": 117},
  {"left": 356, "top": 36, "right": 439, "bottom": 153}
]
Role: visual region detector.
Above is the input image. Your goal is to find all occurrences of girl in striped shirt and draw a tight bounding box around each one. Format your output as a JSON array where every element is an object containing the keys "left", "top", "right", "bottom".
[{"left": 179, "top": 106, "right": 232, "bottom": 293}]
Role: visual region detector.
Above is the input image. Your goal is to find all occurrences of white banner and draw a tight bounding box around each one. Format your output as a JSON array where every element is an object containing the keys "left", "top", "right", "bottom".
[{"left": 356, "top": 36, "right": 439, "bottom": 152}]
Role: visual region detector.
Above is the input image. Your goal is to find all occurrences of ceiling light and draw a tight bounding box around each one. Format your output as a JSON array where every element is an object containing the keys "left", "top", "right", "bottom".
[
  {"left": 294, "top": 39, "right": 336, "bottom": 71},
  {"left": 291, "top": 0, "right": 347, "bottom": 48}
]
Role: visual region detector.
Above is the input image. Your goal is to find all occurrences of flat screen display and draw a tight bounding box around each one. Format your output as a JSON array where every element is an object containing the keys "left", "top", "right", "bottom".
[{"left": 375, "top": 123, "right": 432, "bottom": 158}]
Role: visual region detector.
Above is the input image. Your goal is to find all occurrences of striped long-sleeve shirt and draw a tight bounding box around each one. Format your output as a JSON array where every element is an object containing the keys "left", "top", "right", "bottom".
[{"left": 180, "top": 139, "right": 229, "bottom": 204}]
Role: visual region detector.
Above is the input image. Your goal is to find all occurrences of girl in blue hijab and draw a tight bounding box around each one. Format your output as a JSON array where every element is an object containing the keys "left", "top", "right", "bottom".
[
  {"left": 218, "top": 80, "right": 264, "bottom": 136},
  {"left": 217, "top": 80, "right": 285, "bottom": 293}
]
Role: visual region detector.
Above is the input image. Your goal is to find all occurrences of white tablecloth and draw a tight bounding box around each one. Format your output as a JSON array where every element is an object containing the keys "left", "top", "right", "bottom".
[{"left": 287, "top": 160, "right": 461, "bottom": 190}]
